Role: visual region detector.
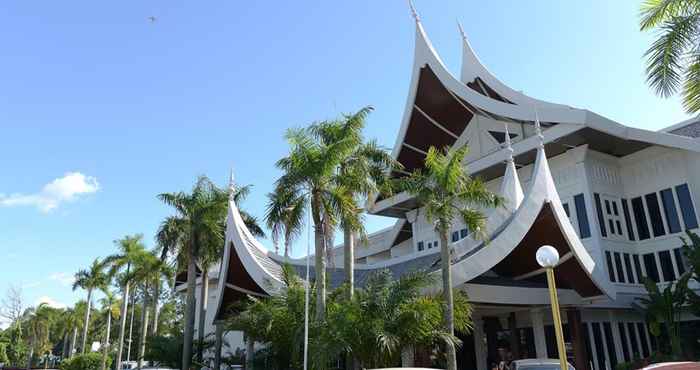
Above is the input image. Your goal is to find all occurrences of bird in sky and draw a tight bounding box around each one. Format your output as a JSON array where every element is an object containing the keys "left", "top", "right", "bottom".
[{"left": 148, "top": 16, "right": 157, "bottom": 23}]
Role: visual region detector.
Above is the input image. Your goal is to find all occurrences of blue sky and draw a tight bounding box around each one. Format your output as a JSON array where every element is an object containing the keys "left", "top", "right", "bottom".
[{"left": 0, "top": 0, "right": 692, "bottom": 316}]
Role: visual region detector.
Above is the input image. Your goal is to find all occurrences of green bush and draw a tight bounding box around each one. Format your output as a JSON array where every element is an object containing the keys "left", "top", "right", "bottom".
[
  {"left": 60, "top": 353, "right": 109, "bottom": 370},
  {"left": 146, "top": 335, "right": 182, "bottom": 369}
]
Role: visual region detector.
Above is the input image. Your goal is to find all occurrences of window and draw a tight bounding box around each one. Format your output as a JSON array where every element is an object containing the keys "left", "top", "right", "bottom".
[
  {"left": 622, "top": 198, "right": 636, "bottom": 241},
  {"left": 417, "top": 241, "right": 424, "bottom": 251},
  {"left": 627, "top": 323, "right": 641, "bottom": 358},
  {"left": 594, "top": 193, "right": 607, "bottom": 237},
  {"left": 603, "top": 322, "right": 618, "bottom": 368},
  {"left": 658, "top": 250, "right": 675, "bottom": 282},
  {"left": 563, "top": 202, "right": 570, "bottom": 217},
  {"left": 614, "top": 252, "right": 625, "bottom": 283},
  {"left": 676, "top": 184, "right": 699, "bottom": 229},
  {"left": 633, "top": 254, "right": 643, "bottom": 284},
  {"left": 460, "top": 228, "right": 469, "bottom": 238},
  {"left": 645, "top": 193, "right": 666, "bottom": 237},
  {"left": 636, "top": 322, "right": 650, "bottom": 357},
  {"left": 673, "top": 248, "right": 686, "bottom": 275},
  {"left": 618, "top": 322, "right": 631, "bottom": 362},
  {"left": 661, "top": 188, "right": 682, "bottom": 234},
  {"left": 623, "top": 253, "right": 635, "bottom": 283},
  {"left": 632, "top": 197, "right": 651, "bottom": 240},
  {"left": 600, "top": 195, "right": 625, "bottom": 238},
  {"left": 643, "top": 253, "right": 660, "bottom": 283},
  {"left": 451, "top": 231, "right": 459, "bottom": 242},
  {"left": 605, "top": 251, "right": 616, "bottom": 282},
  {"left": 591, "top": 323, "right": 606, "bottom": 370},
  {"left": 574, "top": 193, "right": 591, "bottom": 238}
]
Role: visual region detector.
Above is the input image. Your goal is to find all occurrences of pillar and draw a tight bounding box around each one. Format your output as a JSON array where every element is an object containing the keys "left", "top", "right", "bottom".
[
  {"left": 508, "top": 312, "right": 521, "bottom": 359},
  {"left": 567, "top": 308, "right": 590, "bottom": 370},
  {"left": 213, "top": 323, "right": 223, "bottom": 370},
  {"left": 608, "top": 311, "right": 624, "bottom": 365},
  {"left": 473, "top": 316, "right": 487, "bottom": 370},
  {"left": 530, "top": 309, "right": 548, "bottom": 359},
  {"left": 245, "top": 336, "right": 254, "bottom": 370}
]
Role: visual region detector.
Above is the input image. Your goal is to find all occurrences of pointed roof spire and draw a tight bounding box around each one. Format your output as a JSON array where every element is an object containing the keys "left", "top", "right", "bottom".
[
  {"left": 457, "top": 20, "right": 467, "bottom": 41},
  {"left": 500, "top": 122, "right": 524, "bottom": 211},
  {"left": 504, "top": 122, "right": 514, "bottom": 160},
  {"left": 407, "top": 0, "right": 420, "bottom": 23},
  {"left": 534, "top": 107, "right": 544, "bottom": 149},
  {"left": 228, "top": 168, "right": 236, "bottom": 198}
]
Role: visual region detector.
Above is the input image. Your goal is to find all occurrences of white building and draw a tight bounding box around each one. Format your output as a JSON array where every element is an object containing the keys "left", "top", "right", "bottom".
[{"left": 200, "top": 11, "right": 700, "bottom": 370}]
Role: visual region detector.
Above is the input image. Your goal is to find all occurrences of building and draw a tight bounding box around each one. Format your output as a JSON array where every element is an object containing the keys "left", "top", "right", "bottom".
[{"left": 204, "top": 12, "right": 700, "bottom": 370}]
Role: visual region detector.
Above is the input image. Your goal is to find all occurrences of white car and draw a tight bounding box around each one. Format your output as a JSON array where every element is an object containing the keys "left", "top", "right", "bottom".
[{"left": 510, "top": 359, "right": 575, "bottom": 370}]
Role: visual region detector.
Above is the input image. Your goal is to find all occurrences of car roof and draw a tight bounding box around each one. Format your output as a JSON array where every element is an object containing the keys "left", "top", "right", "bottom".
[{"left": 513, "top": 359, "right": 573, "bottom": 366}]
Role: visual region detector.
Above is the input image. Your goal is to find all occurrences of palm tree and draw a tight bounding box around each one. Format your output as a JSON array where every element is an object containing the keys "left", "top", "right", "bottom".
[
  {"left": 269, "top": 118, "right": 365, "bottom": 319},
  {"left": 24, "top": 304, "right": 54, "bottom": 370},
  {"left": 402, "top": 145, "right": 501, "bottom": 370},
  {"left": 99, "top": 290, "right": 119, "bottom": 370},
  {"left": 680, "top": 230, "right": 700, "bottom": 316},
  {"left": 104, "top": 234, "right": 148, "bottom": 370},
  {"left": 308, "top": 106, "right": 399, "bottom": 298},
  {"left": 64, "top": 306, "right": 82, "bottom": 359},
  {"left": 158, "top": 176, "right": 229, "bottom": 370},
  {"left": 73, "top": 258, "right": 108, "bottom": 354},
  {"left": 639, "top": 0, "right": 700, "bottom": 113},
  {"left": 266, "top": 188, "right": 306, "bottom": 258},
  {"left": 638, "top": 273, "right": 690, "bottom": 358}
]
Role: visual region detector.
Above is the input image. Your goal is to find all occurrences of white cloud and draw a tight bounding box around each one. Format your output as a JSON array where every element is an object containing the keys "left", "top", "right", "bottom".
[
  {"left": 21, "top": 281, "right": 41, "bottom": 289},
  {"left": 0, "top": 172, "right": 100, "bottom": 212},
  {"left": 35, "top": 296, "right": 67, "bottom": 309},
  {"left": 0, "top": 318, "right": 10, "bottom": 330},
  {"left": 49, "top": 272, "right": 74, "bottom": 287}
]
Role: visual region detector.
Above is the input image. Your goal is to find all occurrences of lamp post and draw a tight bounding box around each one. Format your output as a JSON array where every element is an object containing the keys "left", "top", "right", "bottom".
[{"left": 536, "top": 245, "right": 568, "bottom": 370}]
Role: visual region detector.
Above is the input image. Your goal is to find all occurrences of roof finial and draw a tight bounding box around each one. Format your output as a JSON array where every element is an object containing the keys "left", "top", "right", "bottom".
[
  {"left": 228, "top": 168, "right": 236, "bottom": 197},
  {"left": 407, "top": 0, "right": 420, "bottom": 23},
  {"left": 534, "top": 107, "right": 544, "bottom": 148},
  {"left": 457, "top": 20, "right": 466, "bottom": 41},
  {"left": 504, "top": 122, "right": 514, "bottom": 160}
]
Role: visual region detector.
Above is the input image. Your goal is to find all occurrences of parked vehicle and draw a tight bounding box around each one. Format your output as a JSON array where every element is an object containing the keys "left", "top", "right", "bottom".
[
  {"left": 642, "top": 362, "right": 700, "bottom": 370},
  {"left": 510, "top": 359, "right": 575, "bottom": 370}
]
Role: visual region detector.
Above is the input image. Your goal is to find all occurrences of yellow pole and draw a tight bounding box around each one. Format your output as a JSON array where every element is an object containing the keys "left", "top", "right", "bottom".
[{"left": 546, "top": 267, "right": 568, "bottom": 370}]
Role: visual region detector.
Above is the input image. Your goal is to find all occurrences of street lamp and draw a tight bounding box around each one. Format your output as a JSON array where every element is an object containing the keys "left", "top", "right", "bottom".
[{"left": 536, "top": 245, "right": 568, "bottom": 370}]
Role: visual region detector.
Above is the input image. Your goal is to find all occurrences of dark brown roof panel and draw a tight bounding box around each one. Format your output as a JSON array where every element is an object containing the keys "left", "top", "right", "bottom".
[{"left": 414, "top": 67, "right": 474, "bottom": 137}]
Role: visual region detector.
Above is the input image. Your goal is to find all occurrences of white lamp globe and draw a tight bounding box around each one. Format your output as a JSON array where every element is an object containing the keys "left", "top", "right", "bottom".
[{"left": 536, "top": 245, "right": 560, "bottom": 268}]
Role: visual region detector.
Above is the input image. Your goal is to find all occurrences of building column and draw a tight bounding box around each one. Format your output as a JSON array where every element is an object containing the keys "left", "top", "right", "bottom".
[
  {"left": 530, "top": 309, "right": 548, "bottom": 359},
  {"left": 473, "top": 316, "right": 487, "bottom": 370},
  {"left": 245, "top": 335, "right": 254, "bottom": 370},
  {"left": 567, "top": 308, "right": 590, "bottom": 370},
  {"left": 508, "top": 312, "right": 521, "bottom": 359},
  {"left": 213, "top": 322, "right": 223, "bottom": 370}
]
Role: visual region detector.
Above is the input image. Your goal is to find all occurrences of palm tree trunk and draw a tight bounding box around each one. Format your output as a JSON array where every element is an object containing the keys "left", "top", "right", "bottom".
[
  {"left": 343, "top": 226, "right": 354, "bottom": 299},
  {"left": 101, "top": 309, "right": 112, "bottom": 370},
  {"left": 284, "top": 238, "right": 291, "bottom": 259},
  {"left": 312, "top": 197, "right": 326, "bottom": 320},
  {"left": 150, "top": 280, "right": 160, "bottom": 336},
  {"left": 81, "top": 288, "right": 94, "bottom": 354},
  {"left": 114, "top": 282, "right": 130, "bottom": 370},
  {"left": 439, "top": 232, "right": 457, "bottom": 370},
  {"left": 69, "top": 326, "right": 78, "bottom": 359},
  {"left": 197, "top": 266, "right": 209, "bottom": 363},
  {"left": 62, "top": 332, "right": 69, "bottom": 359},
  {"left": 126, "top": 292, "right": 136, "bottom": 362},
  {"left": 26, "top": 346, "right": 33, "bottom": 370},
  {"left": 137, "top": 285, "right": 150, "bottom": 370},
  {"left": 182, "top": 246, "right": 197, "bottom": 370}
]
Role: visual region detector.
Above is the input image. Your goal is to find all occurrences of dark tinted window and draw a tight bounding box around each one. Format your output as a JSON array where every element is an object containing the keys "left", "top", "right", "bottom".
[
  {"left": 563, "top": 203, "right": 570, "bottom": 217},
  {"left": 673, "top": 248, "right": 686, "bottom": 275},
  {"left": 591, "top": 323, "right": 606, "bottom": 370},
  {"left": 636, "top": 322, "right": 650, "bottom": 357},
  {"left": 645, "top": 193, "right": 666, "bottom": 237},
  {"left": 661, "top": 188, "right": 682, "bottom": 233},
  {"left": 594, "top": 193, "right": 607, "bottom": 237},
  {"left": 574, "top": 194, "right": 591, "bottom": 238},
  {"left": 632, "top": 197, "right": 651, "bottom": 240},
  {"left": 603, "top": 322, "right": 618, "bottom": 368},
  {"left": 622, "top": 199, "right": 635, "bottom": 241},
  {"left": 676, "top": 184, "right": 699, "bottom": 229},
  {"left": 618, "top": 322, "right": 630, "bottom": 361},
  {"left": 627, "top": 322, "right": 640, "bottom": 358},
  {"left": 582, "top": 323, "right": 594, "bottom": 370},
  {"left": 614, "top": 252, "right": 625, "bottom": 283},
  {"left": 460, "top": 228, "right": 469, "bottom": 238},
  {"left": 451, "top": 231, "right": 459, "bottom": 242},
  {"left": 605, "top": 251, "right": 616, "bottom": 282},
  {"left": 643, "top": 253, "right": 660, "bottom": 283},
  {"left": 624, "top": 253, "right": 635, "bottom": 283},
  {"left": 417, "top": 241, "right": 424, "bottom": 251},
  {"left": 613, "top": 201, "right": 619, "bottom": 216},
  {"left": 633, "top": 254, "right": 643, "bottom": 283},
  {"left": 658, "top": 250, "right": 675, "bottom": 282}
]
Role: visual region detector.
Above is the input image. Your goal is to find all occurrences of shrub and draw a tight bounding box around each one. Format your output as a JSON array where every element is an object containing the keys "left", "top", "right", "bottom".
[
  {"left": 145, "top": 335, "right": 182, "bottom": 369},
  {"left": 59, "top": 353, "right": 109, "bottom": 370}
]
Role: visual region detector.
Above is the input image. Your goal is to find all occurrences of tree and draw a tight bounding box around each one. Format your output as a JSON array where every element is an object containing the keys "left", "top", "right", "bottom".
[
  {"left": 680, "top": 230, "right": 700, "bottom": 316},
  {"left": 307, "top": 106, "right": 398, "bottom": 298},
  {"left": 401, "top": 145, "right": 501, "bottom": 370},
  {"left": 1, "top": 285, "right": 24, "bottom": 332},
  {"left": 104, "top": 234, "right": 148, "bottom": 370},
  {"left": 24, "top": 304, "right": 55, "bottom": 370},
  {"left": 99, "top": 290, "right": 119, "bottom": 370},
  {"left": 73, "top": 258, "right": 108, "bottom": 354},
  {"left": 269, "top": 117, "right": 365, "bottom": 319},
  {"left": 637, "top": 274, "right": 690, "bottom": 358},
  {"left": 266, "top": 188, "right": 305, "bottom": 258},
  {"left": 639, "top": 0, "right": 700, "bottom": 113},
  {"left": 158, "top": 176, "right": 230, "bottom": 370}
]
